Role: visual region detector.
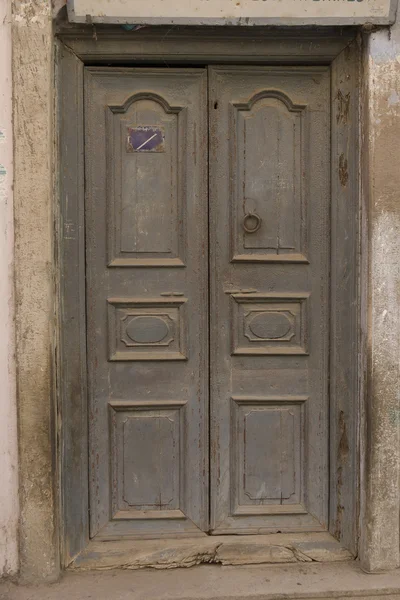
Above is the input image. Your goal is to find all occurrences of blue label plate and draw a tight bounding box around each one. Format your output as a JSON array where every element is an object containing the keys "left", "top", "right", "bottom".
[{"left": 127, "top": 126, "right": 165, "bottom": 153}]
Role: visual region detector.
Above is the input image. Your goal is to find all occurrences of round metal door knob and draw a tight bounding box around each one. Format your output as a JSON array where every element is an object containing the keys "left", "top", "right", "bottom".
[{"left": 243, "top": 212, "right": 262, "bottom": 233}]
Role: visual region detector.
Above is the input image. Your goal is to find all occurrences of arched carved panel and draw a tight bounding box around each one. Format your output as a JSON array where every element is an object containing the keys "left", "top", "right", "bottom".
[
  {"left": 230, "top": 91, "right": 308, "bottom": 263},
  {"left": 106, "top": 93, "right": 187, "bottom": 267}
]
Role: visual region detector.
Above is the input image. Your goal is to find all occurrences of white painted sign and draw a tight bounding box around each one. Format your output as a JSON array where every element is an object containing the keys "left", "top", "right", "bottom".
[{"left": 67, "top": 0, "right": 397, "bottom": 26}]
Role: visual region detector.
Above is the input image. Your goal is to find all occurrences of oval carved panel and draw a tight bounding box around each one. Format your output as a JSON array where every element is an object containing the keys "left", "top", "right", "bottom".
[
  {"left": 126, "top": 316, "right": 169, "bottom": 344},
  {"left": 248, "top": 311, "right": 292, "bottom": 340}
]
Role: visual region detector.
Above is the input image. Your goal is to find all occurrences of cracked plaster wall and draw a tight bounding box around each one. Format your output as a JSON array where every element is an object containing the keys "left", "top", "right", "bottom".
[
  {"left": 359, "top": 17, "right": 400, "bottom": 573},
  {"left": 11, "top": 0, "right": 59, "bottom": 583},
  {"left": 0, "top": 0, "right": 19, "bottom": 579}
]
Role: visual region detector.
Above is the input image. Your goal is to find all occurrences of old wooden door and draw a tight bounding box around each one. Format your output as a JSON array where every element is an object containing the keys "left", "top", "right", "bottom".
[
  {"left": 209, "top": 67, "right": 330, "bottom": 534},
  {"left": 85, "top": 66, "right": 330, "bottom": 540},
  {"left": 85, "top": 68, "right": 209, "bottom": 539}
]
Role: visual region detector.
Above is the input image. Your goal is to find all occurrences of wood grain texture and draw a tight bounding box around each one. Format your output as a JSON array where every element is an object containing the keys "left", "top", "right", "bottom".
[
  {"left": 209, "top": 66, "right": 331, "bottom": 534},
  {"left": 330, "top": 40, "right": 360, "bottom": 555},
  {"left": 84, "top": 68, "right": 209, "bottom": 539},
  {"left": 57, "top": 26, "right": 356, "bottom": 65},
  {"left": 58, "top": 44, "right": 88, "bottom": 566},
  {"left": 59, "top": 33, "right": 360, "bottom": 563}
]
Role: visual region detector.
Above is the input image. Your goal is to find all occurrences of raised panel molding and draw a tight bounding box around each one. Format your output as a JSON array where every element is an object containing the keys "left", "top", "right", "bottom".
[
  {"left": 107, "top": 297, "right": 188, "bottom": 361},
  {"left": 230, "top": 90, "right": 308, "bottom": 263},
  {"left": 106, "top": 92, "right": 187, "bottom": 267},
  {"left": 231, "top": 396, "right": 307, "bottom": 516},
  {"left": 121, "top": 314, "right": 174, "bottom": 347},
  {"left": 230, "top": 292, "right": 309, "bottom": 355},
  {"left": 109, "top": 400, "right": 187, "bottom": 520}
]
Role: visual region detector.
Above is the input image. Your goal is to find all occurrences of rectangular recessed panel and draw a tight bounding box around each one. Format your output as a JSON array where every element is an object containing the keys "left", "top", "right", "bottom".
[
  {"left": 232, "top": 397, "right": 306, "bottom": 516},
  {"left": 106, "top": 94, "right": 186, "bottom": 267},
  {"left": 110, "top": 401, "right": 185, "bottom": 518},
  {"left": 231, "top": 293, "right": 309, "bottom": 355},
  {"left": 107, "top": 298, "right": 187, "bottom": 361}
]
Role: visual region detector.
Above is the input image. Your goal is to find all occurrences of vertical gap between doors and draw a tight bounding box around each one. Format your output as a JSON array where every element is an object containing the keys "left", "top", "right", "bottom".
[
  {"left": 82, "top": 69, "right": 92, "bottom": 539},
  {"left": 327, "top": 67, "right": 332, "bottom": 534},
  {"left": 207, "top": 65, "right": 212, "bottom": 534}
]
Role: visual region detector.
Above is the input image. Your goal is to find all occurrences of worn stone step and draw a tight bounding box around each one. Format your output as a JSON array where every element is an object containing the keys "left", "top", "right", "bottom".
[{"left": 71, "top": 533, "right": 353, "bottom": 571}]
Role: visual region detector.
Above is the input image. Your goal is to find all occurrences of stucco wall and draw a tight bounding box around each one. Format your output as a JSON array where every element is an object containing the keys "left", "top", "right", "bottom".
[
  {"left": 12, "top": 0, "right": 59, "bottom": 583},
  {"left": 0, "top": 0, "right": 19, "bottom": 579},
  {"left": 360, "top": 18, "right": 400, "bottom": 573}
]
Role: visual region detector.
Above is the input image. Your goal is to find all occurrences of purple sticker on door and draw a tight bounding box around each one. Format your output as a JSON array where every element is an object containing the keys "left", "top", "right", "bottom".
[{"left": 127, "top": 126, "right": 165, "bottom": 153}]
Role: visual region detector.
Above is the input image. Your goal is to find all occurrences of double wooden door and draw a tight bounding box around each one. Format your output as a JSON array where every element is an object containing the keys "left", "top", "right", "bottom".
[{"left": 85, "top": 66, "right": 330, "bottom": 540}]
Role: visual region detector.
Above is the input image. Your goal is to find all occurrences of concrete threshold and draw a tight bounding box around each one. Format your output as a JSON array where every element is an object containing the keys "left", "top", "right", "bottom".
[{"left": 2, "top": 562, "right": 400, "bottom": 600}]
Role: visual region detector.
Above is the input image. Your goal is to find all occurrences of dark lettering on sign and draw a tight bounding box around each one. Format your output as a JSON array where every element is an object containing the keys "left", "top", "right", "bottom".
[{"left": 127, "top": 126, "right": 165, "bottom": 153}]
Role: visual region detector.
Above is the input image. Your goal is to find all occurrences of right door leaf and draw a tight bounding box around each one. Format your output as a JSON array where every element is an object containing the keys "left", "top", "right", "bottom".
[{"left": 209, "top": 66, "right": 331, "bottom": 534}]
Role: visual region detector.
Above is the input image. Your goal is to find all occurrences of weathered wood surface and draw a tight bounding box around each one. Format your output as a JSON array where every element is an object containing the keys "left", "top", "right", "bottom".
[
  {"left": 209, "top": 66, "right": 331, "bottom": 534},
  {"left": 330, "top": 40, "right": 360, "bottom": 556},
  {"left": 60, "top": 39, "right": 359, "bottom": 560},
  {"left": 85, "top": 68, "right": 209, "bottom": 538}
]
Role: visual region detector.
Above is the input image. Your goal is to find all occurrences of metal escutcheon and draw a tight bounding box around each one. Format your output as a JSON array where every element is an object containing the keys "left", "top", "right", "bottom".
[{"left": 243, "top": 212, "right": 261, "bottom": 233}]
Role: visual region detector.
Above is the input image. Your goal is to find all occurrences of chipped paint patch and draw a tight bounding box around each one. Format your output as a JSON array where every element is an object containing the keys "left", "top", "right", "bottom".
[
  {"left": 388, "top": 90, "right": 400, "bottom": 105},
  {"left": 0, "top": 129, "right": 6, "bottom": 143},
  {"left": 12, "top": 0, "right": 51, "bottom": 26},
  {"left": 338, "top": 154, "right": 349, "bottom": 187},
  {"left": 336, "top": 90, "right": 350, "bottom": 125},
  {"left": 0, "top": 164, "right": 7, "bottom": 197}
]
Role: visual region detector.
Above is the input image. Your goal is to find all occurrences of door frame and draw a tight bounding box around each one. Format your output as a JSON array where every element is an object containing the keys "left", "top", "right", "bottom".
[{"left": 57, "top": 25, "right": 361, "bottom": 567}]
